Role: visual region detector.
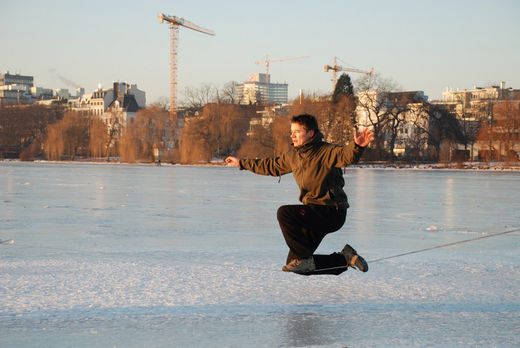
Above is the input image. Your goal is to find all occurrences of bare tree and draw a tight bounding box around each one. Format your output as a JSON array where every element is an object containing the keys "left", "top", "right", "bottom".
[
  {"left": 355, "top": 73, "right": 402, "bottom": 160},
  {"left": 181, "top": 83, "right": 218, "bottom": 109},
  {"left": 328, "top": 96, "right": 357, "bottom": 145},
  {"left": 88, "top": 116, "right": 108, "bottom": 159},
  {"left": 45, "top": 123, "right": 65, "bottom": 160},
  {"left": 119, "top": 105, "right": 170, "bottom": 162},
  {"left": 238, "top": 123, "right": 273, "bottom": 158},
  {"left": 119, "top": 122, "right": 139, "bottom": 163},
  {"left": 355, "top": 91, "right": 390, "bottom": 160},
  {"left": 409, "top": 103, "right": 464, "bottom": 162},
  {"left": 220, "top": 81, "right": 238, "bottom": 104},
  {"left": 495, "top": 101, "right": 520, "bottom": 161},
  {"left": 45, "top": 111, "right": 89, "bottom": 160},
  {"left": 0, "top": 105, "right": 63, "bottom": 159},
  {"left": 399, "top": 103, "right": 430, "bottom": 161},
  {"left": 179, "top": 116, "right": 211, "bottom": 163},
  {"left": 383, "top": 93, "right": 429, "bottom": 161},
  {"left": 271, "top": 115, "right": 291, "bottom": 156},
  {"left": 478, "top": 100, "right": 520, "bottom": 162},
  {"left": 106, "top": 113, "right": 123, "bottom": 160},
  {"left": 156, "top": 96, "right": 170, "bottom": 110},
  {"left": 179, "top": 103, "right": 252, "bottom": 163}
]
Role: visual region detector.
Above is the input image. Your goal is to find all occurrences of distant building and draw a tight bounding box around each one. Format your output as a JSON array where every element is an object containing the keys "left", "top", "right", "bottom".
[
  {"left": 55, "top": 88, "right": 71, "bottom": 99},
  {"left": 0, "top": 71, "right": 34, "bottom": 106},
  {"left": 67, "top": 81, "right": 145, "bottom": 119},
  {"left": 247, "top": 104, "right": 290, "bottom": 136},
  {"left": 435, "top": 82, "right": 520, "bottom": 160},
  {"left": 1, "top": 71, "right": 84, "bottom": 106},
  {"left": 30, "top": 86, "right": 54, "bottom": 100},
  {"left": 442, "top": 82, "right": 520, "bottom": 103},
  {"left": 102, "top": 82, "right": 145, "bottom": 127},
  {"left": 438, "top": 82, "right": 520, "bottom": 119},
  {"left": 0, "top": 71, "right": 33, "bottom": 89},
  {"left": 235, "top": 73, "right": 288, "bottom": 105},
  {"left": 0, "top": 69, "right": 146, "bottom": 118},
  {"left": 88, "top": 86, "right": 114, "bottom": 116}
]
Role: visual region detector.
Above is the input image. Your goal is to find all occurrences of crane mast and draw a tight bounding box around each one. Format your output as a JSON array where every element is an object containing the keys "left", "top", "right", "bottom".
[{"left": 158, "top": 13, "right": 214, "bottom": 122}]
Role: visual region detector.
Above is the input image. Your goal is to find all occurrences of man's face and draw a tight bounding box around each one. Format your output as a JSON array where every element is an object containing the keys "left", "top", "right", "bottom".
[{"left": 290, "top": 122, "right": 314, "bottom": 147}]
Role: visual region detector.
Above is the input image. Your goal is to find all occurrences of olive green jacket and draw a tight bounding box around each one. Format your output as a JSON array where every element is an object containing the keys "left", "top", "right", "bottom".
[{"left": 239, "top": 132, "right": 365, "bottom": 207}]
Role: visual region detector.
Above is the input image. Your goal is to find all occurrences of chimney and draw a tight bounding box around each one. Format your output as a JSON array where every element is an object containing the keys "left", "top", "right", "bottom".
[
  {"left": 113, "top": 81, "right": 119, "bottom": 100},
  {"left": 113, "top": 82, "right": 125, "bottom": 106}
]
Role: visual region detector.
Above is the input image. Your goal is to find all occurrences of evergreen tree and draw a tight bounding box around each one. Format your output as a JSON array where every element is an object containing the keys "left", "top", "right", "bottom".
[{"left": 332, "top": 73, "right": 354, "bottom": 103}]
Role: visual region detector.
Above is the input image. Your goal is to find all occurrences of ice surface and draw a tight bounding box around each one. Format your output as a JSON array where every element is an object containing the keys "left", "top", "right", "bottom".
[{"left": 1, "top": 162, "right": 519, "bottom": 347}]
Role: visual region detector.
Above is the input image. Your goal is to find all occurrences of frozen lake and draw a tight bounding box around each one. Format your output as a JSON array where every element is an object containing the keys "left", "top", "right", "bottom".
[{"left": 1, "top": 161, "right": 519, "bottom": 347}]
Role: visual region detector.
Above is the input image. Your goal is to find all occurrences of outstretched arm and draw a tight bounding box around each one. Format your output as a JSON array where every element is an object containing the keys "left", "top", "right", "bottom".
[
  {"left": 226, "top": 154, "right": 292, "bottom": 176},
  {"left": 354, "top": 128, "right": 375, "bottom": 147}
]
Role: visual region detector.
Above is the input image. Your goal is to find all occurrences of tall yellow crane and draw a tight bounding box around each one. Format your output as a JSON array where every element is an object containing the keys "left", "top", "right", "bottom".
[
  {"left": 254, "top": 55, "right": 309, "bottom": 85},
  {"left": 324, "top": 56, "right": 373, "bottom": 91},
  {"left": 158, "top": 13, "right": 215, "bottom": 122}
]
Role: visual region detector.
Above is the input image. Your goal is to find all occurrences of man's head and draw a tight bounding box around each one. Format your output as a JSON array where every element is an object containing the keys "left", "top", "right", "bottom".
[{"left": 290, "top": 114, "right": 319, "bottom": 147}]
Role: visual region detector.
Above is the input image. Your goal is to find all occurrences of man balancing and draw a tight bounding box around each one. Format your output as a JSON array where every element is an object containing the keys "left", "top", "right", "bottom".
[{"left": 225, "top": 113, "right": 374, "bottom": 275}]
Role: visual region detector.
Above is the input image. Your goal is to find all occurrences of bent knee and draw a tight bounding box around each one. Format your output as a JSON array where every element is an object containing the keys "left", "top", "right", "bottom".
[
  {"left": 277, "top": 205, "right": 290, "bottom": 221},
  {"left": 277, "top": 205, "right": 305, "bottom": 222}
]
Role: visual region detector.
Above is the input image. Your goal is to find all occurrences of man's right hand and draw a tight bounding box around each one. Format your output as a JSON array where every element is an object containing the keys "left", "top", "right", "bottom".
[
  {"left": 354, "top": 128, "right": 375, "bottom": 147},
  {"left": 225, "top": 156, "right": 240, "bottom": 167}
]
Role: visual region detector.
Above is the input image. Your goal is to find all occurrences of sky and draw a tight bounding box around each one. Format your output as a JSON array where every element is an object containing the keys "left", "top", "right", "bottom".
[{"left": 1, "top": 0, "right": 519, "bottom": 105}]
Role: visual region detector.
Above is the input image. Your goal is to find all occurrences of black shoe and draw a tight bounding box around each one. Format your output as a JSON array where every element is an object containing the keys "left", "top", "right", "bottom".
[
  {"left": 282, "top": 257, "right": 316, "bottom": 273},
  {"left": 341, "top": 244, "right": 368, "bottom": 272}
]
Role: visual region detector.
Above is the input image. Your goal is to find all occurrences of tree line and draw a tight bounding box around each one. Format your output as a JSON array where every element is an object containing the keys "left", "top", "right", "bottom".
[{"left": 1, "top": 74, "right": 518, "bottom": 163}]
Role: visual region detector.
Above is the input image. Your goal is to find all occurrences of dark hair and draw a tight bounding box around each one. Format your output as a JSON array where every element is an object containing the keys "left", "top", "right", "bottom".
[{"left": 291, "top": 114, "right": 319, "bottom": 132}]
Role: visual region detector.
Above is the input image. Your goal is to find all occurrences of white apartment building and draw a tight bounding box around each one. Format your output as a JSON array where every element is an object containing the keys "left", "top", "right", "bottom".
[
  {"left": 89, "top": 86, "right": 114, "bottom": 116},
  {"left": 442, "top": 82, "right": 520, "bottom": 103},
  {"left": 0, "top": 71, "right": 33, "bottom": 89},
  {"left": 235, "top": 73, "right": 288, "bottom": 105},
  {"left": 1, "top": 71, "right": 87, "bottom": 106},
  {"left": 30, "top": 87, "right": 54, "bottom": 100},
  {"left": 79, "top": 81, "right": 145, "bottom": 117},
  {"left": 439, "top": 83, "right": 520, "bottom": 160},
  {"left": 95, "top": 82, "right": 145, "bottom": 128},
  {"left": 0, "top": 71, "right": 34, "bottom": 106},
  {"left": 440, "top": 82, "right": 520, "bottom": 119}
]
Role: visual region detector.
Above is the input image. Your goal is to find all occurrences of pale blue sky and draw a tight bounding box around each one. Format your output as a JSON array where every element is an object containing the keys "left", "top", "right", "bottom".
[{"left": 1, "top": 0, "right": 519, "bottom": 104}]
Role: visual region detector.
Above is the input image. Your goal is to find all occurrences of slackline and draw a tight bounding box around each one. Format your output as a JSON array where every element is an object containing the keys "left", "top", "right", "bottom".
[{"left": 313, "top": 227, "right": 520, "bottom": 273}]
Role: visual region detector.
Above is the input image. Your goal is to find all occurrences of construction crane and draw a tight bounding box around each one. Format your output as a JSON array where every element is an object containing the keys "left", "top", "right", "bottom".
[
  {"left": 158, "top": 13, "right": 215, "bottom": 122},
  {"left": 254, "top": 55, "right": 309, "bottom": 85},
  {"left": 324, "top": 56, "right": 373, "bottom": 91}
]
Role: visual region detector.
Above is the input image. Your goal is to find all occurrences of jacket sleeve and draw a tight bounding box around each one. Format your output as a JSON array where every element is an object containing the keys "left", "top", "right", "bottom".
[
  {"left": 327, "top": 142, "right": 365, "bottom": 167},
  {"left": 239, "top": 152, "right": 293, "bottom": 177}
]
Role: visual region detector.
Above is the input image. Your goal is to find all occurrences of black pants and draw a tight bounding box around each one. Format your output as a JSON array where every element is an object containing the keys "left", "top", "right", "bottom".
[{"left": 277, "top": 204, "right": 349, "bottom": 275}]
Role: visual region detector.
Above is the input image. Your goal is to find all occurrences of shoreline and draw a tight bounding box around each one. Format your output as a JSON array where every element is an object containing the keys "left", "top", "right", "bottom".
[
  {"left": 2, "top": 158, "right": 520, "bottom": 171},
  {"left": 351, "top": 161, "right": 520, "bottom": 171}
]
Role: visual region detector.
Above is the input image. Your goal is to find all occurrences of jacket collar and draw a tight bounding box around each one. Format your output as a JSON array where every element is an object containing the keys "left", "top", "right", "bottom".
[{"left": 294, "top": 131, "right": 324, "bottom": 153}]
